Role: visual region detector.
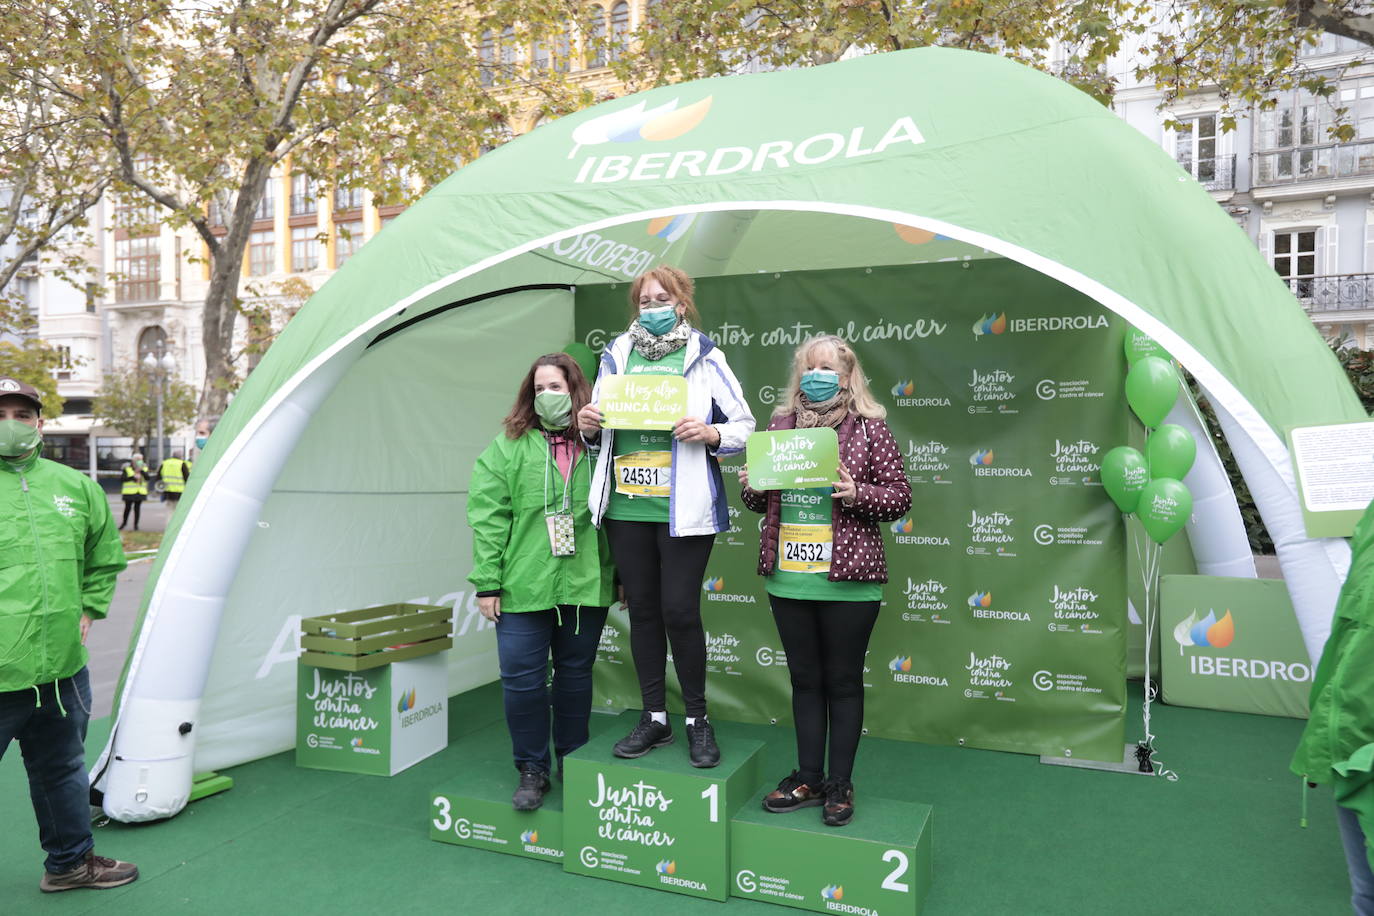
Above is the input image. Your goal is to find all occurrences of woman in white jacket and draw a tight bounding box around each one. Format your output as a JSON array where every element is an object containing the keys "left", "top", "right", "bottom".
[{"left": 577, "top": 265, "right": 755, "bottom": 768}]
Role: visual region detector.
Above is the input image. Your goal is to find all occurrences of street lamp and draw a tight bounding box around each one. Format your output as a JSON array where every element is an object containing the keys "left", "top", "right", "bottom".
[{"left": 141, "top": 345, "right": 177, "bottom": 467}]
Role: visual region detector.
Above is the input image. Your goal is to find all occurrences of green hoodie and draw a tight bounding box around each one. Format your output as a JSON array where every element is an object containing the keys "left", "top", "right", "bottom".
[
  {"left": 467, "top": 430, "right": 615, "bottom": 612},
  {"left": 1292, "top": 499, "right": 1374, "bottom": 871},
  {"left": 1, "top": 450, "right": 127, "bottom": 691}
]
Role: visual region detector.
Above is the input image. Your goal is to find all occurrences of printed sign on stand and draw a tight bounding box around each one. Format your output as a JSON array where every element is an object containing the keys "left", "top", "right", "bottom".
[
  {"left": 1287, "top": 420, "right": 1374, "bottom": 538},
  {"left": 600, "top": 375, "right": 690, "bottom": 430},
  {"left": 745, "top": 428, "right": 841, "bottom": 490}
]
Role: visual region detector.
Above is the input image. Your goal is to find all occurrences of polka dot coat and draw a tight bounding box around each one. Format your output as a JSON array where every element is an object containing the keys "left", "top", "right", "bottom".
[{"left": 741, "top": 411, "right": 912, "bottom": 583}]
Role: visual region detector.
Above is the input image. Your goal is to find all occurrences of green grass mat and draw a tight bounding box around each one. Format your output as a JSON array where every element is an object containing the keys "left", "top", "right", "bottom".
[{"left": 0, "top": 682, "right": 1347, "bottom": 914}]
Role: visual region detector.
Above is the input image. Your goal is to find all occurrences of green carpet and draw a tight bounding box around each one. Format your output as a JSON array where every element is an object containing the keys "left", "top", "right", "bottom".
[{"left": 0, "top": 683, "right": 1348, "bottom": 914}]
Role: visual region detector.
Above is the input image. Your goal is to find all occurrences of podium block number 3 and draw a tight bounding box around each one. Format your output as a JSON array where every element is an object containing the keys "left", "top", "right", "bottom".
[
  {"left": 881, "top": 849, "right": 910, "bottom": 893},
  {"left": 701, "top": 784, "right": 719, "bottom": 822}
]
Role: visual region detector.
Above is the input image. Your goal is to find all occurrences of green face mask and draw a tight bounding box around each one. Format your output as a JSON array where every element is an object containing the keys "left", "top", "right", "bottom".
[
  {"left": 535, "top": 390, "right": 573, "bottom": 430},
  {"left": 0, "top": 419, "right": 41, "bottom": 458}
]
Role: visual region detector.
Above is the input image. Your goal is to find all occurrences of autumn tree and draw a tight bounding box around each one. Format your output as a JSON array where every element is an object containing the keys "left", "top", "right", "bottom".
[
  {"left": 16, "top": 0, "right": 592, "bottom": 418},
  {"left": 93, "top": 362, "right": 199, "bottom": 452}
]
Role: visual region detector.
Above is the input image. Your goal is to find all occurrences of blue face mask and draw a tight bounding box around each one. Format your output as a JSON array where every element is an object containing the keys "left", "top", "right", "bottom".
[
  {"left": 195, "top": 437, "right": 208, "bottom": 450},
  {"left": 800, "top": 369, "right": 841, "bottom": 403},
  {"left": 639, "top": 305, "right": 679, "bottom": 336}
]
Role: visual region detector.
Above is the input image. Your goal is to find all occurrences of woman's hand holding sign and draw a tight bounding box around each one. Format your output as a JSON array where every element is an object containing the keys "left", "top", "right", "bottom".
[
  {"left": 832, "top": 462, "right": 856, "bottom": 506},
  {"left": 577, "top": 404, "right": 603, "bottom": 437},
  {"left": 674, "top": 417, "right": 721, "bottom": 447}
]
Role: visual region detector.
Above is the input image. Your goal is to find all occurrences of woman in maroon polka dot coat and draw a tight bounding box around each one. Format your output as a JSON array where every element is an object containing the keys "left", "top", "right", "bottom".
[{"left": 740, "top": 335, "right": 910, "bottom": 827}]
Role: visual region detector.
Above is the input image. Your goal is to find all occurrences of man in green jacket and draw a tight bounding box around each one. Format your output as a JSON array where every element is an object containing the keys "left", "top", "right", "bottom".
[
  {"left": 0, "top": 377, "right": 138, "bottom": 892},
  {"left": 1293, "top": 497, "right": 1374, "bottom": 915}
]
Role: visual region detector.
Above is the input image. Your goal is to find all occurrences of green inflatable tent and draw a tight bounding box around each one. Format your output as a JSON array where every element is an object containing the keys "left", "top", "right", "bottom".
[{"left": 93, "top": 47, "right": 1361, "bottom": 822}]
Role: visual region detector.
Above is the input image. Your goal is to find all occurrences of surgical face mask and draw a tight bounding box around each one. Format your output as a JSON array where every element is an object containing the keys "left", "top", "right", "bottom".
[
  {"left": 638, "top": 305, "right": 679, "bottom": 336},
  {"left": 800, "top": 369, "right": 841, "bottom": 403},
  {"left": 195, "top": 437, "right": 208, "bottom": 450},
  {"left": 0, "top": 419, "right": 41, "bottom": 458},
  {"left": 535, "top": 390, "right": 573, "bottom": 430}
]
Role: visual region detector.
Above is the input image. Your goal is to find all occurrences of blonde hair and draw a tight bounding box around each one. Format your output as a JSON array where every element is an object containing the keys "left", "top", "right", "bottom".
[
  {"left": 627, "top": 265, "right": 702, "bottom": 327},
  {"left": 776, "top": 335, "right": 887, "bottom": 420}
]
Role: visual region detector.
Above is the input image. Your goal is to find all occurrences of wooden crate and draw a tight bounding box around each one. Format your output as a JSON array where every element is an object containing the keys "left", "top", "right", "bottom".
[{"left": 299, "top": 603, "right": 452, "bottom": 671}]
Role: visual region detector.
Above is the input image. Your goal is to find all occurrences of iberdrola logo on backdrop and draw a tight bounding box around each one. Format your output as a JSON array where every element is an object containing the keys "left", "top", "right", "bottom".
[
  {"left": 969, "top": 449, "right": 995, "bottom": 467},
  {"left": 892, "top": 380, "right": 916, "bottom": 397},
  {"left": 570, "top": 97, "right": 714, "bottom": 157},
  {"left": 822, "top": 885, "right": 844, "bottom": 900},
  {"left": 889, "top": 656, "right": 912, "bottom": 672},
  {"left": 972, "top": 312, "right": 1007, "bottom": 338},
  {"left": 1174, "top": 610, "right": 1236, "bottom": 653},
  {"left": 967, "top": 591, "right": 993, "bottom": 608},
  {"left": 892, "top": 518, "right": 914, "bottom": 534},
  {"left": 656, "top": 860, "right": 677, "bottom": 875},
  {"left": 703, "top": 577, "right": 725, "bottom": 593},
  {"left": 521, "top": 830, "right": 538, "bottom": 844}
]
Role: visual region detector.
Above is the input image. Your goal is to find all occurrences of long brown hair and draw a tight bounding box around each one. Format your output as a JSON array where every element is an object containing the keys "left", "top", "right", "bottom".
[
  {"left": 502, "top": 353, "right": 592, "bottom": 439},
  {"left": 627, "top": 264, "right": 702, "bottom": 327}
]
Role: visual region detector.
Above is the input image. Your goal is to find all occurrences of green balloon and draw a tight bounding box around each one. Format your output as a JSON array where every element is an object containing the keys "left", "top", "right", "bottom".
[
  {"left": 1125, "top": 356, "right": 1178, "bottom": 428},
  {"left": 1124, "top": 328, "right": 1169, "bottom": 366},
  {"left": 1138, "top": 477, "right": 1192, "bottom": 544},
  {"left": 1146, "top": 424, "right": 1196, "bottom": 481},
  {"left": 1100, "top": 446, "right": 1149, "bottom": 514}
]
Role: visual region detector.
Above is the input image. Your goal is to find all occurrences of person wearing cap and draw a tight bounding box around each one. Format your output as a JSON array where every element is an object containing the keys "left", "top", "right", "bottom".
[{"left": 0, "top": 377, "right": 139, "bottom": 892}]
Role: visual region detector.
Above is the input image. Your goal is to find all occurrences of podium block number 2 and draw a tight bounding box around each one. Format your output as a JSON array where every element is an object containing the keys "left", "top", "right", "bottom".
[
  {"left": 881, "top": 849, "right": 910, "bottom": 893},
  {"left": 701, "top": 784, "right": 719, "bottom": 823}
]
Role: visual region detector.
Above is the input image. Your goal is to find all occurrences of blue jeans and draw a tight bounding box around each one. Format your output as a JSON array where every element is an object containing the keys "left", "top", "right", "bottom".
[
  {"left": 495, "top": 606, "right": 607, "bottom": 773},
  {"left": 1338, "top": 804, "right": 1374, "bottom": 916},
  {"left": 0, "top": 667, "right": 94, "bottom": 873}
]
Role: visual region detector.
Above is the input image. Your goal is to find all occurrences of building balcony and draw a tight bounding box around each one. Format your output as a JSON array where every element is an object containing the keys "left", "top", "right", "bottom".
[
  {"left": 1254, "top": 141, "right": 1374, "bottom": 188},
  {"left": 1296, "top": 273, "right": 1374, "bottom": 314},
  {"left": 1188, "top": 154, "right": 1235, "bottom": 192}
]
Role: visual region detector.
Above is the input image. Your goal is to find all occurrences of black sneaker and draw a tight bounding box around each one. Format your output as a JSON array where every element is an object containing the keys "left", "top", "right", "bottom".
[
  {"left": 685, "top": 718, "right": 720, "bottom": 768},
  {"left": 822, "top": 777, "right": 854, "bottom": 827},
  {"left": 512, "top": 764, "right": 550, "bottom": 811},
  {"left": 762, "top": 770, "right": 824, "bottom": 813},
  {"left": 39, "top": 853, "right": 139, "bottom": 892},
  {"left": 613, "top": 711, "right": 674, "bottom": 758}
]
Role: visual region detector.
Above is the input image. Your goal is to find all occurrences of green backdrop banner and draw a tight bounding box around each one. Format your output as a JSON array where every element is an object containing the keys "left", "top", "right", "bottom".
[{"left": 580, "top": 261, "right": 1127, "bottom": 761}]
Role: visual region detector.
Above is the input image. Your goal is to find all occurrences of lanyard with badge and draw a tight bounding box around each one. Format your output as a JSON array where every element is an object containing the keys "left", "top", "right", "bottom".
[{"left": 545, "top": 439, "right": 577, "bottom": 557}]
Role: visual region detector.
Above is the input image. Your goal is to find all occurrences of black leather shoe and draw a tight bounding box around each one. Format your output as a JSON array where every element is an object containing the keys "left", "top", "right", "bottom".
[
  {"left": 613, "top": 711, "right": 674, "bottom": 758},
  {"left": 686, "top": 718, "right": 720, "bottom": 768},
  {"left": 762, "top": 770, "right": 824, "bottom": 812},
  {"left": 512, "top": 764, "right": 550, "bottom": 811}
]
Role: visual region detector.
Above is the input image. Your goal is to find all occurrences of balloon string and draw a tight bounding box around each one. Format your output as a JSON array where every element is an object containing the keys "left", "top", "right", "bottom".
[{"left": 1139, "top": 538, "right": 1179, "bottom": 782}]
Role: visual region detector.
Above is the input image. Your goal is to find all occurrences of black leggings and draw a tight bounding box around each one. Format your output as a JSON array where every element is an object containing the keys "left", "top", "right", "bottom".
[
  {"left": 604, "top": 519, "right": 715, "bottom": 718},
  {"left": 769, "top": 595, "right": 880, "bottom": 782},
  {"left": 120, "top": 497, "right": 143, "bottom": 529}
]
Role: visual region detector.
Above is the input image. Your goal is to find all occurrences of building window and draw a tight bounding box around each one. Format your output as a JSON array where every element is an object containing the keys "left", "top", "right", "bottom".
[
  {"left": 1273, "top": 230, "right": 1318, "bottom": 297},
  {"left": 479, "top": 30, "right": 495, "bottom": 86},
  {"left": 254, "top": 179, "right": 277, "bottom": 222},
  {"left": 586, "top": 6, "right": 607, "bottom": 68},
  {"left": 249, "top": 229, "right": 275, "bottom": 276},
  {"left": 291, "top": 225, "right": 319, "bottom": 272},
  {"left": 532, "top": 34, "right": 550, "bottom": 72},
  {"left": 610, "top": 2, "right": 630, "bottom": 62},
  {"left": 291, "top": 173, "right": 317, "bottom": 216},
  {"left": 115, "top": 236, "right": 160, "bottom": 302},
  {"left": 1254, "top": 79, "right": 1374, "bottom": 185},
  {"left": 334, "top": 183, "right": 365, "bottom": 212},
  {"left": 137, "top": 325, "right": 167, "bottom": 361},
  {"left": 85, "top": 281, "right": 97, "bottom": 313},
  {"left": 334, "top": 219, "right": 364, "bottom": 266},
  {"left": 1174, "top": 115, "right": 1217, "bottom": 183},
  {"left": 501, "top": 25, "right": 518, "bottom": 70}
]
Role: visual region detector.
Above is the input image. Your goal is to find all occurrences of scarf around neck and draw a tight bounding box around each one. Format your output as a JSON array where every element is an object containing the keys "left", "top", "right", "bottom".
[
  {"left": 629, "top": 317, "right": 691, "bottom": 361},
  {"left": 796, "top": 393, "right": 848, "bottom": 429}
]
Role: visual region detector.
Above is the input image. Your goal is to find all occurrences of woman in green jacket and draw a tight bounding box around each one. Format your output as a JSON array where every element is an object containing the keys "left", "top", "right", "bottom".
[{"left": 468, "top": 353, "right": 616, "bottom": 811}]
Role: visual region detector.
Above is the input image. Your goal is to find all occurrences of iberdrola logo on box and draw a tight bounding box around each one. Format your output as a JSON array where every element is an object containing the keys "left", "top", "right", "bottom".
[
  {"left": 397, "top": 688, "right": 417, "bottom": 714},
  {"left": 1173, "top": 610, "right": 1235, "bottom": 651},
  {"left": 521, "top": 830, "right": 538, "bottom": 844},
  {"left": 822, "top": 884, "right": 844, "bottom": 900},
  {"left": 656, "top": 860, "right": 677, "bottom": 875}
]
